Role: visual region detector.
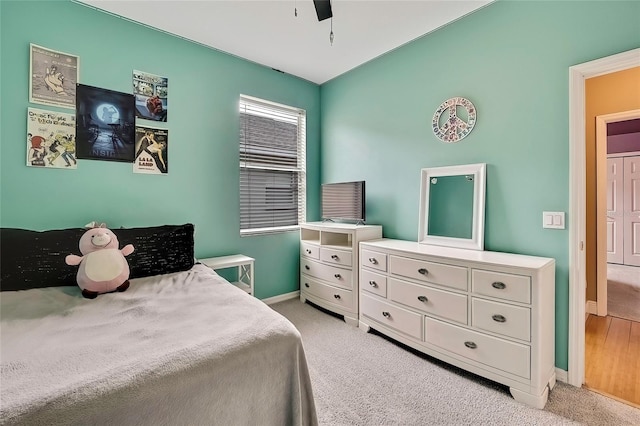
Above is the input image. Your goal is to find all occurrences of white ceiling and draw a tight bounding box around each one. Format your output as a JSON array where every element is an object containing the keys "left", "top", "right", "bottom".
[{"left": 76, "top": 0, "right": 494, "bottom": 84}]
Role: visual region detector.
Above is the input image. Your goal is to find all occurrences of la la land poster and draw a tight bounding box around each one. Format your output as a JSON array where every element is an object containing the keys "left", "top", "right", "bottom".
[{"left": 134, "top": 126, "right": 168, "bottom": 174}]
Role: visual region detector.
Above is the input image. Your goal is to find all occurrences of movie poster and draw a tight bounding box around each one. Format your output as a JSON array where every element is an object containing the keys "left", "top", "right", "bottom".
[
  {"left": 133, "top": 70, "right": 168, "bottom": 122},
  {"left": 27, "top": 108, "right": 77, "bottom": 169},
  {"left": 133, "top": 126, "right": 168, "bottom": 175},
  {"left": 75, "top": 84, "right": 136, "bottom": 162},
  {"left": 29, "top": 44, "right": 79, "bottom": 109}
]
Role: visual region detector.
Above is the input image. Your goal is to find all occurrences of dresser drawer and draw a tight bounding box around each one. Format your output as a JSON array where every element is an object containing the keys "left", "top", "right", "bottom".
[
  {"left": 389, "top": 255, "right": 468, "bottom": 291},
  {"left": 472, "top": 269, "right": 531, "bottom": 304},
  {"left": 301, "top": 259, "right": 352, "bottom": 289},
  {"left": 425, "top": 318, "right": 530, "bottom": 379},
  {"left": 361, "top": 249, "right": 388, "bottom": 272},
  {"left": 361, "top": 293, "right": 422, "bottom": 340},
  {"left": 301, "top": 242, "right": 320, "bottom": 260},
  {"left": 388, "top": 278, "right": 467, "bottom": 325},
  {"left": 472, "top": 298, "right": 531, "bottom": 341},
  {"left": 360, "top": 268, "right": 387, "bottom": 297},
  {"left": 320, "top": 247, "right": 352, "bottom": 267},
  {"left": 301, "top": 275, "right": 353, "bottom": 309}
]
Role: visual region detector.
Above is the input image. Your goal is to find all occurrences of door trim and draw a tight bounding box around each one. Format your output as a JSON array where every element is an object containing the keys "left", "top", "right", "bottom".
[
  {"left": 568, "top": 48, "right": 640, "bottom": 388},
  {"left": 596, "top": 110, "right": 640, "bottom": 317}
]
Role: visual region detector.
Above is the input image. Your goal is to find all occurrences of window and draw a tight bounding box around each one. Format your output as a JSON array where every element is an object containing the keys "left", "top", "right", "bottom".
[{"left": 239, "top": 95, "right": 306, "bottom": 235}]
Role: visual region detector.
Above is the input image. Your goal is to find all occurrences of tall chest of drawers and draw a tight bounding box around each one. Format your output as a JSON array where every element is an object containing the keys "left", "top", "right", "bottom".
[
  {"left": 299, "top": 222, "right": 382, "bottom": 326},
  {"left": 359, "top": 239, "right": 556, "bottom": 408}
]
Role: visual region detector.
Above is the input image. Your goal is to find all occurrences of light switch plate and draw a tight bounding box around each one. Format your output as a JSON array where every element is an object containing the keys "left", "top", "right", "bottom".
[{"left": 543, "top": 211, "right": 565, "bottom": 229}]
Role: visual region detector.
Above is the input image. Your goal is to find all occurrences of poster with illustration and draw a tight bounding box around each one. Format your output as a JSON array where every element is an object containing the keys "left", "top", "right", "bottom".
[
  {"left": 29, "top": 44, "right": 79, "bottom": 109},
  {"left": 27, "top": 108, "right": 77, "bottom": 169},
  {"left": 133, "top": 126, "right": 168, "bottom": 175},
  {"left": 133, "top": 70, "right": 168, "bottom": 122},
  {"left": 75, "top": 84, "right": 136, "bottom": 162}
]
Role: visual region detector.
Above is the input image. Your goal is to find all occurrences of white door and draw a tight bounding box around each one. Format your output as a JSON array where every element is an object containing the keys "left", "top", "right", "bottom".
[
  {"left": 607, "top": 158, "right": 624, "bottom": 264},
  {"left": 624, "top": 156, "right": 640, "bottom": 266}
]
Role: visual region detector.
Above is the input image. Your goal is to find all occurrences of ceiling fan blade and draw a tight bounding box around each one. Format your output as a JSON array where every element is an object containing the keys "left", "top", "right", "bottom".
[{"left": 313, "top": 0, "right": 333, "bottom": 21}]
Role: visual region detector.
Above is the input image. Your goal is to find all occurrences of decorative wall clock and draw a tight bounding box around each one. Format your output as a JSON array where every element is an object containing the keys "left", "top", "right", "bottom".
[{"left": 432, "top": 97, "right": 477, "bottom": 143}]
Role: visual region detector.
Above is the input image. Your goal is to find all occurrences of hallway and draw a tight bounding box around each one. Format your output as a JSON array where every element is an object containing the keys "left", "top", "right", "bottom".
[
  {"left": 607, "top": 263, "right": 640, "bottom": 323},
  {"left": 584, "top": 314, "right": 640, "bottom": 407}
]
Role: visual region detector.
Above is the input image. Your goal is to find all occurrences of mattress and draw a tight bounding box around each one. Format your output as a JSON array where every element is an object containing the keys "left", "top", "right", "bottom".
[{"left": 0, "top": 264, "right": 317, "bottom": 425}]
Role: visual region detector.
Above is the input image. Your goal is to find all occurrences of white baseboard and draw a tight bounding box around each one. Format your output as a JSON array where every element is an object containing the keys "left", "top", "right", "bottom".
[
  {"left": 262, "top": 290, "right": 300, "bottom": 305},
  {"left": 586, "top": 300, "right": 598, "bottom": 316},
  {"left": 555, "top": 368, "right": 568, "bottom": 384}
]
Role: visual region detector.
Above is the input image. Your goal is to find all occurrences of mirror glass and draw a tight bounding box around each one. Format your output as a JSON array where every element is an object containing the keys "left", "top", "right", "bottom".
[{"left": 418, "top": 163, "right": 486, "bottom": 250}]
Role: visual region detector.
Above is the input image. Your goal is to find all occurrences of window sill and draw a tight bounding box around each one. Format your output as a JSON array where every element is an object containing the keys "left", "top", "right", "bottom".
[{"left": 240, "top": 225, "right": 300, "bottom": 237}]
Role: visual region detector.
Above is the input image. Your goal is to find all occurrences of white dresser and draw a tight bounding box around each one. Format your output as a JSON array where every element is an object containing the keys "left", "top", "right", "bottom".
[
  {"left": 300, "top": 222, "right": 382, "bottom": 326},
  {"left": 359, "top": 239, "right": 556, "bottom": 408}
]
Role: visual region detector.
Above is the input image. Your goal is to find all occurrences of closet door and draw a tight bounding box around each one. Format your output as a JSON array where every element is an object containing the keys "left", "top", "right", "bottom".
[
  {"left": 624, "top": 156, "right": 640, "bottom": 266},
  {"left": 607, "top": 158, "right": 624, "bottom": 264}
]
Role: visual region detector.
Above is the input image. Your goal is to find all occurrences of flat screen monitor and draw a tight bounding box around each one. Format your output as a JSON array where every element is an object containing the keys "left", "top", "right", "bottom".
[{"left": 321, "top": 181, "right": 365, "bottom": 223}]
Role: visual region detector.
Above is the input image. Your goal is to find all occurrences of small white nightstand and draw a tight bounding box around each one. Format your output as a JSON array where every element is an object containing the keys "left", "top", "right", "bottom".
[{"left": 199, "top": 255, "right": 255, "bottom": 296}]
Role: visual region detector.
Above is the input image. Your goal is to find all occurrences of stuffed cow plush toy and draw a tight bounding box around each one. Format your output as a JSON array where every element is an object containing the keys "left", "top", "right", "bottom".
[{"left": 65, "top": 224, "right": 134, "bottom": 299}]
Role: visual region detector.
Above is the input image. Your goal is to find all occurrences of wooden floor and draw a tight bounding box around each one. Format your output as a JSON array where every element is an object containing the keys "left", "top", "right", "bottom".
[{"left": 584, "top": 314, "right": 640, "bottom": 407}]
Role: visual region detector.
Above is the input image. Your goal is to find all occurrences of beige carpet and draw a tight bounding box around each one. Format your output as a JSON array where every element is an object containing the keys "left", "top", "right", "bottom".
[
  {"left": 608, "top": 264, "right": 640, "bottom": 323},
  {"left": 271, "top": 298, "right": 640, "bottom": 425}
]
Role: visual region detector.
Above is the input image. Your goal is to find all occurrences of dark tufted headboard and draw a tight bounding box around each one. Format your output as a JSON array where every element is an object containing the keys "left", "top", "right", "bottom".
[{"left": 0, "top": 224, "right": 195, "bottom": 291}]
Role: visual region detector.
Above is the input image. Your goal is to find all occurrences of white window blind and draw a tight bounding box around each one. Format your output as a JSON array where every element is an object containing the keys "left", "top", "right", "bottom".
[{"left": 239, "top": 95, "right": 306, "bottom": 235}]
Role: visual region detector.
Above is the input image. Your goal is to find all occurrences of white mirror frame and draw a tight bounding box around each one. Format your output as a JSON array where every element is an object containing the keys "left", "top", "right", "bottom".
[{"left": 418, "top": 163, "right": 486, "bottom": 251}]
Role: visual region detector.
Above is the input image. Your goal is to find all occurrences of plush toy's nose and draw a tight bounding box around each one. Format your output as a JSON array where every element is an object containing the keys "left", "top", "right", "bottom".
[{"left": 91, "top": 233, "right": 112, "bottom": 247}]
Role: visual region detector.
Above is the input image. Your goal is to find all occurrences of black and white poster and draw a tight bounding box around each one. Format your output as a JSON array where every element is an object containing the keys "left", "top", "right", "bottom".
[
  {"left": 75, "top": 84, "right": 136, "bottom": 162},
  {"left": 29, "top": 44, "right": 79, "bottom": 109},
  {"left": 133, "top": 70, "right": 168, "bottom": 122},
  {"left": 133, "top": 126, "right": 168, "bottom": 175}
]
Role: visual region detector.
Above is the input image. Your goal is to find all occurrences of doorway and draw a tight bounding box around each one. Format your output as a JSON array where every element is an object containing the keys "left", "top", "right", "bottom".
[
  {"left": 596, "top": 111, "right": 640, "bottom": 318},
  {"left": 567, "top": 48, "right": 640, "bottom": 392},
  {"left": 585, "top": 111, "right": 640, "bottom": 406},
  {"left": 606, "top": 152, "right": 640, "bottom": 323}
]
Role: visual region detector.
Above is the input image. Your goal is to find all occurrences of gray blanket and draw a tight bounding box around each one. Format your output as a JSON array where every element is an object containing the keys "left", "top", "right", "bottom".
[{"left": 0, "top": 264, "right": 317, "bottom": 425}]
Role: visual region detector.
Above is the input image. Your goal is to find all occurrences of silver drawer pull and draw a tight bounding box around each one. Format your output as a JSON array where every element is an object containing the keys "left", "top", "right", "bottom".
[
  {"left": 331, "top": 254, "right": 339, "bottom": 260},
  {"left": 382, "top": 311, "right": 391, "bottom": 318},
  {"left": 464, "top": 341, "right": 477, "bottom": 349},
  {"left": 492, "top": 314, "right": 507, "bottom": 323},
  {"left": 304, "top": 265, "right": 310, "bottom": 270},
  {"left": 418, "top": 268, "right": 429, "bottom": 275},
  {"left": 334, "top": 274, "right": 341, "bottom": 279},
  {"left": 305, "top": 249, "right": 311, "bottom": 254},
  {"left": 369, "top": 281, "right": 378, "bottom": 288},
  {"left": 334, "top": 294, "right": 341, "bottom": 300},
  {"left": 417, "top": 295, "right": 428, "bottom": 302},
  {"left": 492, "top": 281, "right": 506, "bottom": 290},
  {"left": 304, "top": 283, "right": 309, "bottom": 288},
  {"left": 369, "top": 258, "right": 378, "bottom": 265}
]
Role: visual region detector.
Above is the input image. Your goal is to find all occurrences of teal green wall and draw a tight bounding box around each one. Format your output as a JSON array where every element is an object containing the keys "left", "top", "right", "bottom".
[
  {"left": 0, "top": 0, "right": 321, "bottom": 300},
  {"left": 320, "top": 0, "right": 640, "bottom": 370},
  {"left": 3, "top": 0, "right": 639, "bottom": 371}
]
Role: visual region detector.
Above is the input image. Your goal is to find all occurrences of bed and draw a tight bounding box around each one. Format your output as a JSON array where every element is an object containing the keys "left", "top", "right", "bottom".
[{"left": 0, "top": 225, "right": 317, "bottom": 426}]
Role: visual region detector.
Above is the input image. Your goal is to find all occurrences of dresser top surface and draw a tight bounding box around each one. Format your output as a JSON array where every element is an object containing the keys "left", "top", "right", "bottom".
[
  {"left": 361, "top": 239, "right": 555, "bottom": 270},
  {"left": 302, "top": 222, "right": 382, "bottom": 231}
]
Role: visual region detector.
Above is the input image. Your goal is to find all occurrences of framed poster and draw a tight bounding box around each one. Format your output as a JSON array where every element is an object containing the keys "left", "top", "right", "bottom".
[
  {"left": 133, "top": 126, "right": 168, "bottom": 174},
  {"left": 29, "top": 44, "right": 79, "bottom": 109},
  {"left": 27, "top": 107, "right": 77, "bottom": 169},
  {"left": 75, "top": 84, "right": 136, "bottom": 162},
  {"left": 133, "top": 70, "right": 168, "bottom": 122}
]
